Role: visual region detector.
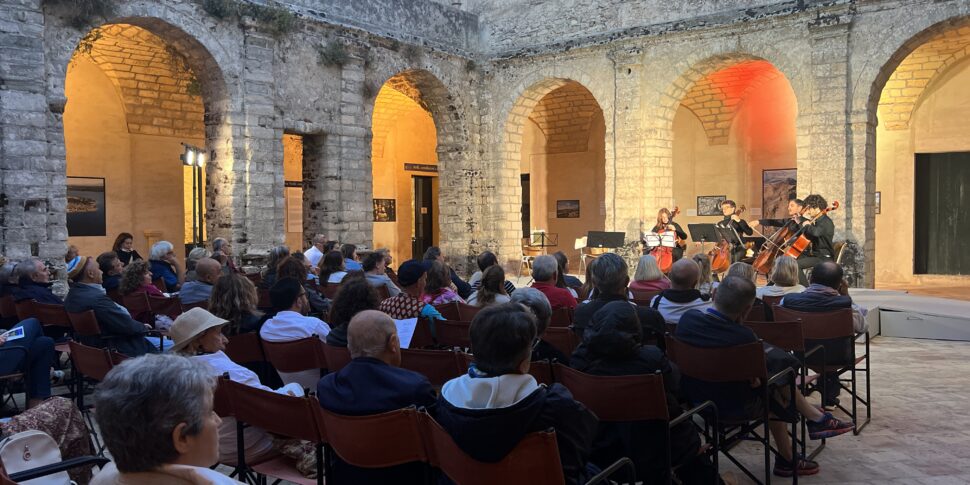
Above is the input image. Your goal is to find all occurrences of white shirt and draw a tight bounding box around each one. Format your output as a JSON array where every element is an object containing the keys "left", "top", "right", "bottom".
[
  {"left": 327, "top": 271, "right": 347, "bottom": 284},
  {"left": 466, "top": 292, "right": 511, "bottom": 307},
  {"left": 260, "top": 311, "right": 331, "bottom": 389},
  {"left": 650, "top": 295, "right": 713, "bottom": 324},
  {"left": 305, "top": 245, "right": 324, "bottom": 267},
  {"left": 756, "top": 284, "right": 805, "bottom": 298}
]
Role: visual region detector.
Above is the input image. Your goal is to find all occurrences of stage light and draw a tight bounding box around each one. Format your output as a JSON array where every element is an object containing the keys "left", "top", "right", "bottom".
[{"left": 186, "top": 150, "right": 195, "bottom": 166}]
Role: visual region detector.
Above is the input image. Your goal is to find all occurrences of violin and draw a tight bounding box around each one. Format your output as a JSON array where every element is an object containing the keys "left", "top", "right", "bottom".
[
  {"left": 783, "top": 201, "right": 839, "bottom": 259},
  {"left": 709, "top": 205, "right": 745, "bottom": 273}
]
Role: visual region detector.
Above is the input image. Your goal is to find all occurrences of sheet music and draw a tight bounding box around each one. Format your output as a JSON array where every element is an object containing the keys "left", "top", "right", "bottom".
[{"left": 394, "top": 318, "right": 418, "bottom": 349}]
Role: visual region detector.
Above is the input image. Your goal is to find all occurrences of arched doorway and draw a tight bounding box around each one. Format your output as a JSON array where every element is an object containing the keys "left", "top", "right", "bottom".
[
  {"left": 63, "top": 23, "right": 208, "bottom": 258},
  {"left": 670, "top": 58, "right": 797, "bottom": 258},
  {"left": 872, "top": 19, "right": 970, "bottom": 285}
]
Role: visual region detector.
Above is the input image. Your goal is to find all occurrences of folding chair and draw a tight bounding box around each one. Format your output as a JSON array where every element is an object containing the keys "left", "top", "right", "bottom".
[
  {"left": 225, "top": 333, "right": 265, "bottom": 366},
  {"left": 0, "top": 347, "right": 27, "bottom": 413},
  {"left": 0, "top": 295, "right": 19, "bottom": 326},
  {"left": 148, "top": 294, "right": 182, "bottom": 319},
  {"left": 121, "top": 293, "right": 154, "bottom": 325},
  {"left": 152, "top": 278, "right": 168, "bottom": 293},
  {"left": 773, "top": 306, "right": 870, "bottom": 434},
  {"left": 456, "top": 302, "right": 481, "bottom": 321},
  {"left": 0, "top": 454, "right": 109, "bottom": 485},
  {"left": 630, "top": 289, "right": 661, "bottom": 307},
  {"left": 761, "top": 296, "right": 783, "bottom": 319},
  {"left": 542, "top": 327, "right": 579, "bottom": 357},
  {"left": 433, "top": 302, "right": 460, "bottom": 321},
  {"left": 665, "top": 336, "right": 798, "bottom": 485},
  {"left": 261, "top": 337, "right": 327, "bottom": 375},
  {"left": 549, "top": 307, "right": 573, "bottom": 327},
  {"left": 316, "top": 407, "right": 430, "bottom": 483},
  {"left": 13, "top": 300, "right": 35, "bottom": 321},
  {"left": 31, "top": 301, "right": 73, "bottom": 352},
  {"left": 375, "top": 285, "right": 390, "bottom": 301},
  {"left": 321, "top": 284, "right": 339, "bottom": 300},
  {"left": 745, "top": 300, "right": 768, "bottom": 322},
  {"left": 105, "top": 288, "right": 122, "bottom": 305},
  {"left": 256, "top": 289, "right": 272, "bottom": 311},
  {"left": 410, "top": 317, "right": 436, "bottom": 349},
  {"left": 554, "top": 364, "right": 716, "bottom": 483},
  {"left": 321, "top": 343, "right": 351, "bottom": 373},
  {"left": 436, "top": 320, "right": 471, "bottom": 349},
  {"left": 528, "top": 359, "right": 555, "bottom": 386},
  {"left": 180, "top": 300, "right": 210, "bottom": 312},
  {"left": 400, "top": 348, "right": 463, "bottom": 386},
  {"left": 67, "top": 340, "right": 126, "bottom": 456}
]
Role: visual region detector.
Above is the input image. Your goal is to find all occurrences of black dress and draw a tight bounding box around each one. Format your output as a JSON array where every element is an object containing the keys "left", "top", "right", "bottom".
[{"left": 116, "top": 250, "right": 143, "bottom": 266}]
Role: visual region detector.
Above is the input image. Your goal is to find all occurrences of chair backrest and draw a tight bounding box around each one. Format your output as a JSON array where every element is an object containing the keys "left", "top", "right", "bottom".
[
  {"left": 743, "top": 320, "right": 806, "bottom": 352},
  {"left": 148, "top": 295, "right": 182, "bottom": 319},
  {"left": 68, "top": 341, "right": 115, "bottom": 381},
  {"left": 434, "top": 302, "right": 460, "bottom": 321},
  {"left": 32, "top": 302, "right": 72, "bottom": 328},
  {"left": 436, "top": 320, "right": 471, "bottom": 349},
  {"left": 400, "top": 349, "right": 463, "bottom": 386},
  {"left": 548, "top": 307, "right": 573, "bottom": 327},
  {"left": 554, "top": 364, "right": 669, "bottom": 422},
  {"left": 665, "top": 335, "right": 767, "bottom": 382},
  {"left": 744, "top": 300, "right": 767, "bottom": 322},
  {"left": 244, "top": 272, "right": 263, "bottom": 285},
  {"left": 317, "top": 406, "right": 428, "bottom": 468},
  {"left": 772, "top": 307, "right": 855, "bottom": 340},
  {"left": 321, "top": 343, "right": 352, "bottom": 372},
  {"left": 106, "top": 288, "right": 123, "bottom": 305},
  {"left": 224, "top": 332, "right": 265, "bottom": 365},
  {"left": 13, "top": 300, "right": 35, "bottom": 321},
  {"left": 256, "top": 289, "right": 272, "bottom": 310},
  {"left": 0, "top": 296, "right": 17, "bottom": 320},
  {"left": 213, "top": 377, "right": 233, "bottom": 417},
  {"left": 222, "top": 379, "right": 321, "bottom": 443},
  {"left": 67, "top": 310, "right": 102, "bottom": 338},
  {"left": 321, "top": 284, "right": 340, "bottom": 299},
  {"left": 261, "top": 337, "right": 327, "bottom": 373},
  {"left": 630, "top": 289, "right": 661, "bottom": 305},
  {"left": 121, "top": 292, "right": 153, "bottom": 324},
  {"left": 420, "top": 412, "right": 565, "bottom": 485},
  {"left": 152, "top": 278, "right": 168, "bottom": 293},
  {"left": 456, "top": 302, "right": 481, "bottom": 321},
  {"left": 528, "top": 360, "right": 554, "bottom": 386},
  {"left": 376, "top": 285, "right": 390, "bottom": 301},
  {"left": 761, "top": 295, "right": 783, "bottom": 319},
  {"left": 833, "top": 241, "right": 847, "bottom": 265},
  {"left": 181, "top": 300, "right": 209, "bottom": 312},
  {"left": 541, "top": 327, "right": 579, "bottom": 357},
  {"left": 410, "top": 317, "right": 435, "bottom": 349}
]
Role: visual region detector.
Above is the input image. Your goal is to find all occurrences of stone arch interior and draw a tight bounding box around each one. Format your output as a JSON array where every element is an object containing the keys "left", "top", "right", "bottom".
[
  {"left": 64, "top": 23, "right": 206, "bottom": 259},
  {"left": 670, "top": 59, "right": 797, "bottom": 259}
]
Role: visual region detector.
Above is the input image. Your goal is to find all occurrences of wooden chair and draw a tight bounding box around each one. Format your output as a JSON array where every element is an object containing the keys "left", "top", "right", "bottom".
[
  {"left": 541, "top": 327, "right": 579, "bottom": 357},
  {"left": 548, "top": 307, "right": 573, "bottom": 327},
  {"left": 105, "top": 288, "right": 122, "bottom": 305},
  {"left": 528, "top": 359, "right": 555, "bottom": 386},
  {"left": 0, "top": 295, "right": 18, "bottom": 325},
  {"left": 773, "top": 306, "right": 870, "bottom": 434},
  {"left": 148, "top": 295, "right": 182, "bottom": 319},
  {"left": 321, "top": 284, "right": 339, "bottom": 300},
  {"left": 316, "top": 407, "right": 428, "bottom": 479},
  {"left": 400, "top": 349, "right": 462, "bottom": 386},
  {"left": 0, "top": 347, "right": 27, "bottom": 413},
  {"left": 225, "top": 332, "right": 265, "bottom": 366},
  {"left": 456, "top": 302, "right": 482, "bottom": 321},
  {"left": 434, "top": 302, "right": 460, "bottom": 321},
  {"left": 409, "top": 317, "right": 436, "bottom": 349},
  {"left": 744, "top": 299, "right": 768, "bottom": 322},
  {"left": 13, "top": 300, "right": 35, "bottom": 321},
  {"left": 68, "top": 340, "right": 125, "bottom": 455},
  {"left": 180, "top": 300, "right": 209, "bottom": 312},
  {"left": 244, "top": 272, "right": 263, "bottom": 286},
  {"left": 321, "top": 343, "right": 352, "bottom": 372},
  {"left": 121, "top": 293, "right": 154, "bottom": 325},
  {"left": 436, "top": 320, "right": 471, "bottom": 349},
  {"left": 630, "top": 289, "right": 661, "bottom": 307},
  {"left": 665, "top": 335, "right": 798, "bottom": 485},
  {"left": 375, "top": 285, "right": 390, "bottom": 301},
  {"left": 31, "top": 301, "right": 73, "bottom": 351},
  {"left": 256, "top": 288, "right": 272, "bottom": 311},
  {"left": 152, "top": 278, "right": 168, "bottom": 293},
  {"left": 261, "top": 337, "right": 327, "bottom": 374},
  {"left": 760, "top": 295, "right": 783, "bottom": 320}
]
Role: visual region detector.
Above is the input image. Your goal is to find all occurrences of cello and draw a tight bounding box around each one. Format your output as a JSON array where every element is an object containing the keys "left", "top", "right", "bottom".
[
  {"left": 646, "top": 207, "right": 681, "bottom": 273},
  {"left": 709, "top": 205, "right": 745, "bottom": 273},
  {"left": 751, "top": 206, "right": 807, "bottom": 275},
  {"left": 783, "top": 201, "right": 839, "bottom": 258}
]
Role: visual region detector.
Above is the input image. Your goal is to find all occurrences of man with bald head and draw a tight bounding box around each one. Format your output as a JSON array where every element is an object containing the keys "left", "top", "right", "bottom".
[
  {"left": 317, "top": 310, "right": 434, "bottom": 484},
  {"left": 650, "top": 258, "right": 712, "bottom": 324},
  {"left": 179, "top": 257, "right": 221, "bottom": 305}
]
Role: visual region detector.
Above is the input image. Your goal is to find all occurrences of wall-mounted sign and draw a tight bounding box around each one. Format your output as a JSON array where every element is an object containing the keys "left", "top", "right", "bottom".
[
  {"left": 404, "top": 163, "right": 438, "bottom": 173},
  {"left": 284, "top": 180, "right": 303, "bottom": 188}
]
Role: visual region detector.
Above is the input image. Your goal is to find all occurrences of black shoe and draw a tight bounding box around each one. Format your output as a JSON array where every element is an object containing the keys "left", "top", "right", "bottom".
[
  {"left": 773, "top": 457, "right": 819, "bottom": 477},
  {"left": 807, "top": 412, "right": 854, "bottom": 440}
]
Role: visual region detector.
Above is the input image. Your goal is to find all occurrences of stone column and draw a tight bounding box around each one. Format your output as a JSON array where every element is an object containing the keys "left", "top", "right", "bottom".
[{"left": 608, "top": 47, "right": 649, "bottom": 241}]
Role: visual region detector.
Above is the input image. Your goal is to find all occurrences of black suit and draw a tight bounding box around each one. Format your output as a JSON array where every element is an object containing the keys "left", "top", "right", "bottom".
[
  {"left": 63, "top": 283, "right": 156, "bottom": 357},
  {"left": 716, "top": 216, "right": 752, "bottom": 263},
  {"left": 794, "top": 214, "right": 835, "bottom": 285}
]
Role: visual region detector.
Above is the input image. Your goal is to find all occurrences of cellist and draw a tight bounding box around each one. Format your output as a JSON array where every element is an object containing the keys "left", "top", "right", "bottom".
[
  {"left": 792, "top": 194, "right": 836, "bottom": 285},
  {"left": 715, "top": 199, "right": 752, "bottom": 263},
  {"left": 750, "top": 198, "right": 806, "bottom": 233},
  {"left": 648, "top": 208, "right": 688, "bottom": 262}
]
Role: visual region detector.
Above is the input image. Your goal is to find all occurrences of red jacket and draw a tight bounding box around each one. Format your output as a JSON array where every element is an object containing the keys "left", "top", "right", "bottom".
[{"left": 531, "top": 281, "right": 578, "bottom": 310}]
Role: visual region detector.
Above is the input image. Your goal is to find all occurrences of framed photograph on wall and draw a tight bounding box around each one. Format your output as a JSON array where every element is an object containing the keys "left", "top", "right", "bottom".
[
  {"left": 556, "top": 200, "right": 580, "bottom": 218},
  {"left": 762, "top": 169, "right": 797, "bottom": 220},
  {"left": 66, "top": 177, "right": 106, "bottom": 237},
  {"left": 373, "top": 199, "right": 396, "bottom": 222},
  {"left": 696, "top": 195, "right": 726, "bottom": 216}
]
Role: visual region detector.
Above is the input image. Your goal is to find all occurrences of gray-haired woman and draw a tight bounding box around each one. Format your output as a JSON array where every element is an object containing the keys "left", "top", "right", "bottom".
[
  {"left": 91, "top": 354, "right": 241, "bottom": 484},
  {"left": 511, "top": 287, "right": 569, "bottom": 364}
]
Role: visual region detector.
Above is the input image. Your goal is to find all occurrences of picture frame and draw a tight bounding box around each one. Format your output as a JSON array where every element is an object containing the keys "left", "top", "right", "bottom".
[
  {"left": 875, "top": 191, "right": 881, "bottom": 215},
  {"left": 373, "top": 198, "right": 396, "bottom": 222},
  {"left": 66, "top": 176, "right": 106, "bottom": 237},
  {"left": 762, "top": 169, "right": 797, "bottom": 220},
  {"left": 556, "top": 200, "right": 580, "bottom": 218},
  {"left": 696, "top": 195, "right": 726, "bottom": 216}
]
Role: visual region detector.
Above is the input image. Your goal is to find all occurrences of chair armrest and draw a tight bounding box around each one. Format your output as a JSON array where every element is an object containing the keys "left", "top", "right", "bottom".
[
  {"left": 670, "top": 400, "right": 717, "bottom": 428},
  {"left": 584, "top": 457, "right": 635, "bottom": 485},
  {"left": 766, "top": 366, "right": 796, "bottom": 387},
  {"left": 854, "top": 331, "right": 869, "bottom": 342},
  {"left": 803, "top": 344, "right": 825, "bottom": 362},
  {"left": 9, "top": 456, "right": 109, "bottom": 482}
]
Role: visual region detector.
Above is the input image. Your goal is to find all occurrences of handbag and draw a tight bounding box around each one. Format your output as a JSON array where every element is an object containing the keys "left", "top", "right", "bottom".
[{"left": 0, "top": 430, "right": 71, "bottom": 484}]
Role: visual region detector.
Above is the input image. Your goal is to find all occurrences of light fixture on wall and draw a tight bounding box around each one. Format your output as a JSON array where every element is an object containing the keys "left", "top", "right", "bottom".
[{"left": 181, "top": 143, "right": 206, "bottom": 248}]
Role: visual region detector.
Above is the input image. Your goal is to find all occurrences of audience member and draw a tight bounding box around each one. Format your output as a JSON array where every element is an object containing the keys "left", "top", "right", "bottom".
[
  {"left": 317, "top": 310, "right": 436, "bottom": 484},
  {"left": 649, "top": 259, "right": 711, "bottom": 324},
  {"left": 578, "top": 260, "right": 596, "bottom": 302},
  {"left": 65, "top": 256, "right": 159, "bottom": 356},
  {"left": 111, "top": 232, "right": 143, "bottom": 267},
  {"left": 511, "top": 287, "right": 568, "bottom": 364},
  {"left": 423, "top": 246, "right": 472, "bottom": 299},
  {"left": 571, "top": 301, "right": 722, "bottom": 484},
  {"left": 573, "top": 253, "right": 665, "bottom": 340},
  {"left": 379, "top": 260, "right": 442, "bottom": 320},
  {"left": 318, "top": 250, "right": 348, "bottom": 284},
  {"left": 0, "top": 316, "right": 54, "bottom": 408},
  {"left": 376, "top": 248, "right": 398, "bottom": 284},
  {"left": 675, "top": 276, "right": 854, "bottom": 477},
  {"left": 422, "top": 260, "right": 466, "bottom": 305},
  {"left": 304, "top": 234, "right": 328, "bottom": 267},
  {"left": 260, "top": 278, "right": 332, "bottom": 389},
  {"left": 630, "top": 254, "right": 671, "bottom": 292},
  {"left": 180, "top": 258, "right": 221, "bottom": 305},
  {"left": 91, "top": 354, "right": 241, "bottom": 484},
  {"left": 65, "top": 245, "right": 81, "bottom": 274},
  {"left": 552, "top": 251, "right": 582, "bottom": 296},
  {"left": 185, "top": 247, "right": 210, "bottom": 282},
  {"left": 277, "top": 256, "right": 329, "bottom": 317},
  {"left": 340, "top": 244, "right": 362, "bottom": 271},
  {"left": 208, "top": 273, "right": 264, "bottom": 336},
  {"left": 119, "top": 260, "right": 165, "bottom": 303},
  {"left": 289, "top": 252, "right": 316, "bottom": 282},
  {"left": 149, "top": 240, "right": 185, "bottom": 292},
  {"left": 12, "top": 258, "right": 62, "bottom": 304},
  {"left": 363, "top": 251, "right": 401, "bottom": 297},
  {"left": 467, "top": 265, "right": 511, "bottom": 307},
  {"left": 757, "top": 255, "right": 805, "bottom": 298},
  {"left": 434, "top": 303, "right": 598, "bottom": 484},
  {"left": 326, "top": 275, "right": 380, "bottom": 347},
  {"left": 692, "top": 254, "right": 717, "bottom": 297},
  {"left": 324, "top": 240, "right": 339, "bottom": 253},
  {"left": 726, "top": 261, "right": 757, "bottom": 284},
  {"left": 468, "top": 250, "right": 516, "bottom": 295},
  {"left": 260, "top": 246, "right": 290, "bottom": 289},
  {"left": 0, "top": 260, "right": 17, "bottom": 297},
  {"left": 530, "top": 255, "right": 577, "bottom": 310},
  {"left": 211, "top": 237, "right": 238, "bottom": 273},
  {"left": 97, "top": 251, "right": 124, "bottom": 292},
  {"left": 0, "top": 397, "right": 95, "bottom": 483}
]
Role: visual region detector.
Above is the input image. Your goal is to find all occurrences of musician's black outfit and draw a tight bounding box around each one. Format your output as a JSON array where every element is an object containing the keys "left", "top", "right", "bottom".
[
  {"left": 758, "top": 215, "right": 806, "bottom": 232},
  {"left": 794, "top": 214, "right": 835, "bottom": 286},
  {"left": 716, "top": 216, "right": 752, "bottom": 263},
  {"left": 650, "top": 222, "right": 688, "bottom": 262}
]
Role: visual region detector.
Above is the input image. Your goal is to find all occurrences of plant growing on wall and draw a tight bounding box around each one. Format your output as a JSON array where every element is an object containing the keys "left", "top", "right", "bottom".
[
  {"left": 198, "top": 0, "right": 296, "bottom": 38},
  {"left": 317, "top": 41, "right": 349, "bottom": 67},
  {"left": 43, "top": 0, "right": 116, "bottom": 30}
]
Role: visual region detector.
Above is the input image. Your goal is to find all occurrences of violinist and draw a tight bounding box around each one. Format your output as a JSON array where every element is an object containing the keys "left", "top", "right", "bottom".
[
  {"left": 794, "top": 194, "right": 836, "bottom": 285},
  {"left": 715, "top": 199, "right": 752, "bottom": 263},
  {"left": 750, "top": 198, "right": 806, "bottom": 233},
  {"left": 649, "top": 208, "right": 688, "bottom": 262}
]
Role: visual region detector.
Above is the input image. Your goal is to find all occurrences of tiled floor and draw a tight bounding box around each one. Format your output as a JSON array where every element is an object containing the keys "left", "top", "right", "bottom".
[{"left": 722, "top": 337, "right": 970, "bottom": 484}]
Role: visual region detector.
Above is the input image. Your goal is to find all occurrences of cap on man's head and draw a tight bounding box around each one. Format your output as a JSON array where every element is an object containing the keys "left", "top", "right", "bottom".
[
  {"left": 397, "top": 259, "right": 431, "bottom": 287},
  {"left": 67, "top": 256, "right": 90, "bottom": 282}
]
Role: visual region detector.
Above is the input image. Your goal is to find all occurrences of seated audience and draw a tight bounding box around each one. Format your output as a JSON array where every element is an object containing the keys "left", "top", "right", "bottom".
[
  {"left": 65, "top": 256, "right": 159, "bottom": 356},
  {"left": 65, "top": 245, "right": 81, "bottom": 273},
  {"left": 363, "top": 251, "right": 401, "bottom": 297},
  {"left": 97, "top": 251, "right": 124, "bottom": 292},
  {"left": 629, "top": 254, "right": 671, "bottom": 292},
  {"left": 289, "top": 252, "right": 316, "bottom": 282},
  {"left": 530, "top": 255, "right": 577, "bottom": 310},
  {"left": 180, "top": 258, "right": 221, "bottom": 305},
  {"left": 781, "top": 261, "right": 867, "bottom": 408},
  {"left": 324, "top": 240, "right": 339, "bottom": 253},
  {"left": 304, "top": 234, "right": 328, "bottom": 268},
  {"left": 693, "top": 254, "right": 717, "bottom": 297},
  {"left": 726, "top": 261, "right": 757, "bottom": 284},
  {"left": 379, "top": 260, "right": 442, "bottom": 320},
  {"left": 326, "top": 275, "right": 380, "bottom": 347},
  {"left": 469, "top": 250, "right": 516, "bottom": 294},
  {"left": 0, "top": 397, "right": 95, "bottom": 483},
  {"left": 278, "top": 256, "right": 329, "bottom": 317},
  {"left": 649, "top": 259, "right": 711, "bottom": 325},
  {"left": 120, "top": 260, "right": 165, "bottom": 322},
  {"left": 260, "top": 245, "right": 290, "bottom": 289},
  {"left": 111, "top": 232, "right": 142, "bottom": 267},
  {"left": 553, "top": 251, "right": 583, "bottom": 290},
  {"left": 208, "top": 273, "right": 264, "bottom": 336},
  {"left": 467, "top": 265, "right": 511, "bottom": 307},
  {"left": 0, "top": 317, "right": 54, "bottom": 408},
  {"left": 184, "top": 247, "right": 210, "bottom": 282},
  {"left": 422, "top": 260, "right": 466, "bottom": 305},
  {"left": 341, "top": 244, "right": 363, "bottom": 271},
  {"left": 676, "top": 276, "right": 854, "bottom": 477},
  {"left": 573, "top": 253, "right": 665, "bottom": 340},
  {"left": 318, "top": 250, "right": 348, "bottom": 284},
  {"left": 91, "top": 354, "right": 241, "bottom": 484},
  {"left": 317, "top": 310, "right": 436, "bottom": 484},
  {"left": 757, "top": 255, "right": 805, "bottom": 298},
  {"left": 12, "top": 258, "right": 62, "bottom": 304},
  {"left": 0, "top": 260, "right": 17, "bottom": 298},
  {"left": 260, "top": 278, "right": 332, "bottom": 389},
  {"left": 148, "top": 240, "right": 184, "bottom": 292},
  {"left": 170, "top": 308, "right": 316, "bottom": 478},
  {"left": 423, "top": 246, "right": 472, "bottom": 299},
  {"left": 511, "top": 287, "right": 568, "bottom": 364},
  {"left": 571, "top": 300, "right": 722, "bottom": 484},
  {"left": 377, "top": 248, "right": 399, "bottom": 284},
  {"left": 578, "top": 261, "right": 596, "bottom": 302},
  {"left": 211, "top": 237, "right": 239, "bottom": 274},
  {"left": 434, "top": 303, "right": 598, "bottom": 484}
]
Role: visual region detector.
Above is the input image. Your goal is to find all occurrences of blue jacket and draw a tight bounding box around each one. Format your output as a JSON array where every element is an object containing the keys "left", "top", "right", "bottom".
[
  {"left": 64, "top": 283, "right": 156, "bottom": 357},
  {"left": 101, "top": 275, "right": 121, "bottom": 292},
  {"left": 178, "top": 280, "right": 212, "bottom": 305},
  {"left": 149, "top": 260, "right": 179, "bottom": 290},
  {"left": 12, "top": 282, "right": 63, "bottom": 305}
]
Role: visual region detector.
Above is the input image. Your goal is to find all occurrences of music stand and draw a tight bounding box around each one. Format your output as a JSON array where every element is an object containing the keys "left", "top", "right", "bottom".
[
  {"left": 529, "top": 231, "right": 558, "bottom": 254},
  {"left": 587, "top": 231, "right": 625, "bottom": 249},
  {"left": 687, "top": 224, "right": 718, "bottom": 245},
  {"left": 714, "top": 225, "right": 742, "bottom": 247}
]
